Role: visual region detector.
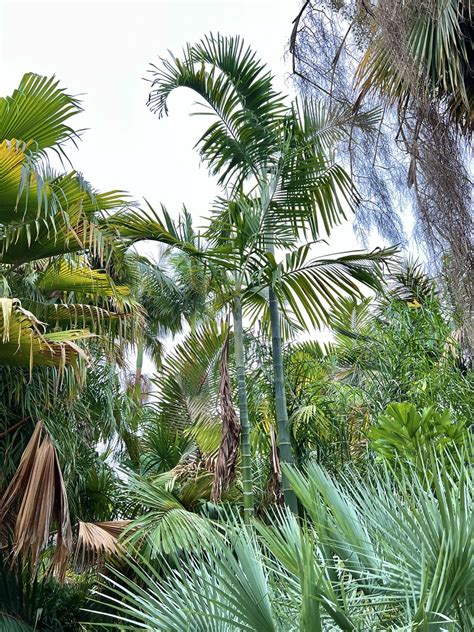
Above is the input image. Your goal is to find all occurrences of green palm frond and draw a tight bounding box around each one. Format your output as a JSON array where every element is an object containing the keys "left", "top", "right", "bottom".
[
  {"left": 0, "top": 73, "right": 82, "bottom": 154},
  {"left": 37, "top": 259, "right": 129, "bottom": 298},
  {"left": 92, "top": 521, "right": 276, "bottom": 631},
  {"left": 91, "top": 451, "right": 473, "bottom": 630},
  {"left": 122, "top": 473, "right": 215, "bottom": 557},
  {"left": 148, "top": 33, "right": 287, "bottom": 188},
  {"left": 141, "top": 419, "right": 192, "bottom": 475},
  {"left": 246, "top": 245, "right": 396, "bottom": 329},
  {"left": 356, "top": 0, "right": 473, "bottom": 134},
  {"left": 153, "top": 319, "right": 228, "bottom": 431},
  {"left": 21, "top": 301, "right": 119, "bottom": 331},
  {"left": 0, "top": 140, "right": 48, "bottom": 223}
]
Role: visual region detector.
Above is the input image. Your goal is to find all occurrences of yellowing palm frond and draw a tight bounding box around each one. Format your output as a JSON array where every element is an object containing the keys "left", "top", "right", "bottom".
[
  {"left": 0, "top": 297, "right": 90, "bottom": 372},
  {"left": 38, "top": 259, "right": 129, "bottom": 298}
]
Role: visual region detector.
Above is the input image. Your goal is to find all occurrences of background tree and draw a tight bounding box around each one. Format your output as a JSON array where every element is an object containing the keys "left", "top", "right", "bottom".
[{"left": 290, "top": 0, "right": 473, "bottom": 359}]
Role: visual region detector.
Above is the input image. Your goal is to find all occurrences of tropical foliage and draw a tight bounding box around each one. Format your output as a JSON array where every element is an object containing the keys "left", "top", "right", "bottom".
[
  {"left": 93, "top": 452, "right": 474, "bottom": 630},
  {"left": 0, "top": 24, "right": 472, "bottom": 632},
  {"left": 291, "top": 0, "right": 473, "bottom": 359}
]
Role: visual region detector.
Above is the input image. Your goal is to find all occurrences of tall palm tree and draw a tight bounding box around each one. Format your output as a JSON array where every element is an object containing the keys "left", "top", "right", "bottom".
[
  {"left": 110, "top": 199, "right": 393, "bottom": 521},
  {"left": 143, "top": 34, "right": 393, "bottom": 513}
]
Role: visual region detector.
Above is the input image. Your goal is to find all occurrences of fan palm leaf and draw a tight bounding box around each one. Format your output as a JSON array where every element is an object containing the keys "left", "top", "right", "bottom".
[{"left": 0, "top": 73, "right": 82, "bottom": 154}]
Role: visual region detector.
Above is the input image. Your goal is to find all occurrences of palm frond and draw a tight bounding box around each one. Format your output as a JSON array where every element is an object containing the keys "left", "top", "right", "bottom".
[
  {"left": 122, "top": 474, "right": 215, "bottom": 557},
  {"left": 246, "top": 246, "right": 396, "bottom": 329},
  {"left": 0, "top": 297, "right": 90, "bottom": 371},
  {"left": 147, "top": 33, "right": 287, "bottom": 188},
  {"left": 75, "top": 520, "right": 131, "bottom": 568},
  {"left": 0, "top": 73, "right": 82, "bottom": 154},
  {"left": 0, "top": 422, "right": 72, "bottom": 579}
]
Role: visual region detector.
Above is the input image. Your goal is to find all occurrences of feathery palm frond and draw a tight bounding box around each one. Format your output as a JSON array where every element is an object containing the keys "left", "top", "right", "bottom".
[
  {"left": 245, "top": 246, "right": 396, "bottom": 329},
  {"left": 148, "top": 33, "right": 287, "bottom": 188}
]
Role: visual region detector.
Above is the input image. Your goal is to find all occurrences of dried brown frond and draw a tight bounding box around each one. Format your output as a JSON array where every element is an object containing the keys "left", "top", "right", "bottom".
[
  {"left": 75, "top": 520, "right": 131, "bottom": 568},
  {"left": 211, "top": 335, "right": 241, "bottom": 502},
  {"left": 0, "top": 421, "right": 72, "bottom": 580}
]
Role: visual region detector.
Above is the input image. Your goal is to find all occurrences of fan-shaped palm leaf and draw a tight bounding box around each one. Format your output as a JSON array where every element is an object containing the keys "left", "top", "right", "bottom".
[{"left": 0, "top": 73, "right": 82, "bottom": 154}]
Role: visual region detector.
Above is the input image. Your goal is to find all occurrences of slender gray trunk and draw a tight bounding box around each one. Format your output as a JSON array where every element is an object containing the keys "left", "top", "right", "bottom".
[
  {"left": 268, "top": 284, "right": 298, "bottom": 513},
  {"left": 134, "top": 336, "right": 144, "bottom": 403},
  {"left": 232, "top": 293, "right": 254, "bottom": 522}
]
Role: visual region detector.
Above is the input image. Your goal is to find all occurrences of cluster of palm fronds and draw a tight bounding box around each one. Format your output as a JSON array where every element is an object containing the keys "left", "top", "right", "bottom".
[{"left": 92, "top": 450, "right": 474, "bottom": 630}]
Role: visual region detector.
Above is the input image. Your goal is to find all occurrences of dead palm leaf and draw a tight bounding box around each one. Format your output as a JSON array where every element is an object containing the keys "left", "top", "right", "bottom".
[
  {"left": 75, "top": 520, "right": 131, "bottom": 568},
  {"left": 211, "top": 335, "right": 240, "bottom": 502},
  {"left": 0, "top": 421, "right": 72, "bottom": 580}
]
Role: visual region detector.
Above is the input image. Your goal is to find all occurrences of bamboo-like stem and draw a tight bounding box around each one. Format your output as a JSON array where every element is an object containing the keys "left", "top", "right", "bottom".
[
  {"left": 266, "top": 233, "right": 298, "bottom": 514},
  {"left": 134, "top": 336, "right": 144, "bottom": 404},
  {"left": 268, "top": 282, "right": 298, "bottom": 514},
  {"left": 232, "top": 293, "right": 254, "bottom": 522}
]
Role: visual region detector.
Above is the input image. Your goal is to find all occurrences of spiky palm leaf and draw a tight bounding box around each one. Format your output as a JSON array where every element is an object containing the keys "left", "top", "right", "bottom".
[
  {"left": 245, "top": 245, "right": 396, "bottom": 330},
  {"left": 91, "top": 452, "right": 473, "bottom": 630}
]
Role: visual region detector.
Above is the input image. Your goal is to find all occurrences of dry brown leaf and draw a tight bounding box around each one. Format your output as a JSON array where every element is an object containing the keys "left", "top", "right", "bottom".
[
  {"left": 0, "top": 421, "right": 72, "bottom": 580},
  {"left": 211, "top": 335, "right": 240, "bottom": 502},
  {"left": 75, "top": 520, "right": 131, "bottom": 568}
]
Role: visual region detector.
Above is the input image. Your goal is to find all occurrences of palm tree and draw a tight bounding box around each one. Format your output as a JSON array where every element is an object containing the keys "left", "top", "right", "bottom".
[
  {"left": 111, "top": 199, "right": 393, "bottom": 524},
  {"left": 92, "top": 449, "right": 474, "bottom": 630},
  {"left": 107, "top": 34, "right": 396, "bottom": 516},
  {"left": 0, "top": 74, "right": 181, "bottom": 577},
  {"left": 0, "top": 73, "right": 144, "bottom": 380},
  {"left": 143, "top": 33, "right": 394, "bottom": 513}
]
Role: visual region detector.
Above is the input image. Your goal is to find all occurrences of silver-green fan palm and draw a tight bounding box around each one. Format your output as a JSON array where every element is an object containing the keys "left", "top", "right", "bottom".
[{"left": 90, "top": 450, "right": 473, "bottom": 630}]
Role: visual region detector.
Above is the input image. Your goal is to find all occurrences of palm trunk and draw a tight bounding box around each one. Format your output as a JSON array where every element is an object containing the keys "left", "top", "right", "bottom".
[
  {"left": 268, "top": 272, "right": 298, "bottom": 514},
  {"left": 257, "top": 181, "right": 297, "bottom": 512},
  {"left": 134, "top": 336, "right": 144, "bottom": 404},
  {"left": 232, "top": 293, "right": 253, "bottom": 522}
]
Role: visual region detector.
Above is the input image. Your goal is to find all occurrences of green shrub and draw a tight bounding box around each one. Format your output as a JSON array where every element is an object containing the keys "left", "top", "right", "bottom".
[{"left": 369, "top": 401, "right": 468, "bottom": 464}]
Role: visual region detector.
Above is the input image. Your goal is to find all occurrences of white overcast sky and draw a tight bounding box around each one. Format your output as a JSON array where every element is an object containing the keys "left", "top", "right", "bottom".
[{"left": 0, "top": 0, "right": 361, "bottom": 251}]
